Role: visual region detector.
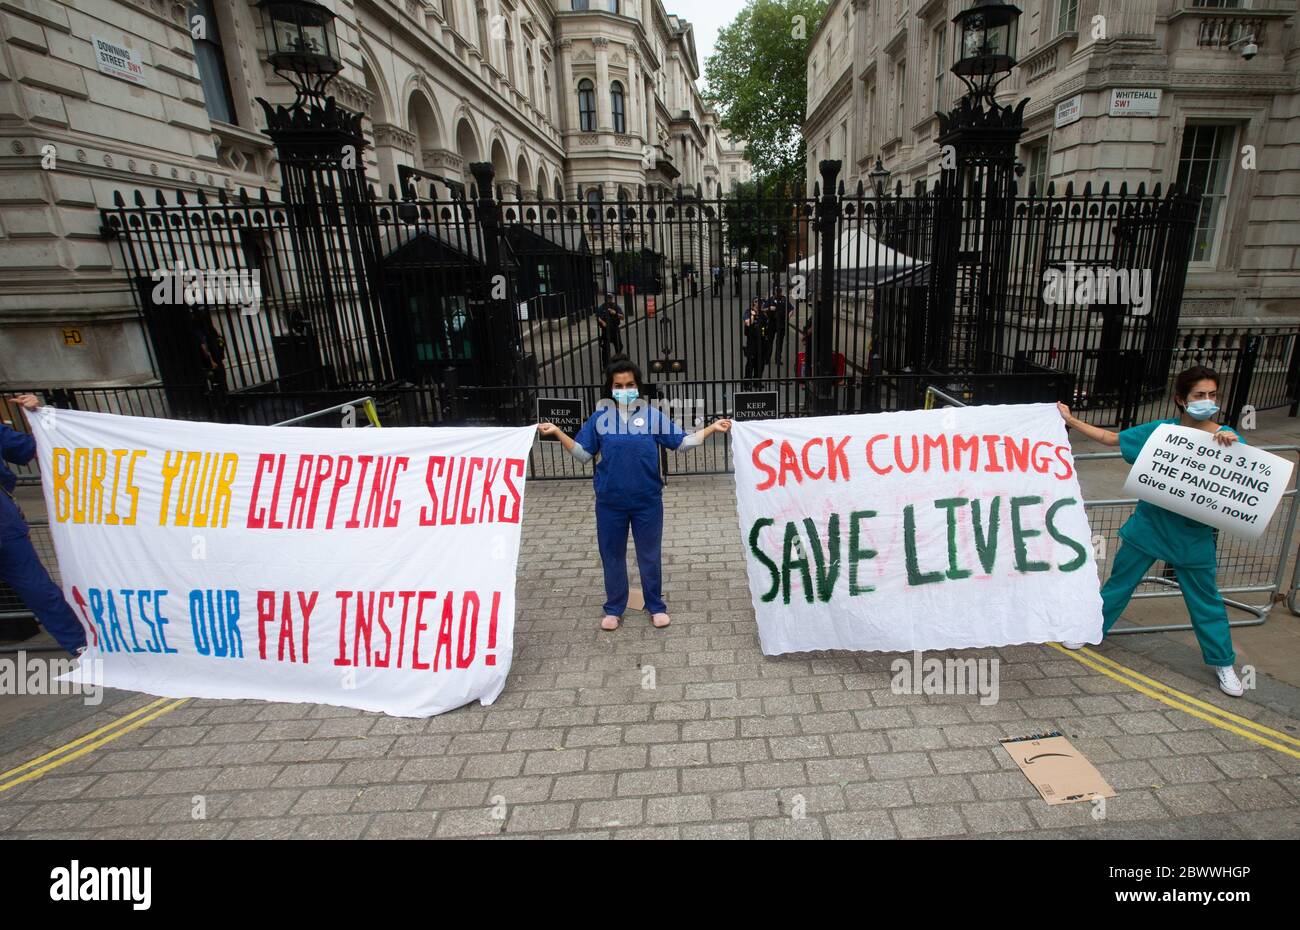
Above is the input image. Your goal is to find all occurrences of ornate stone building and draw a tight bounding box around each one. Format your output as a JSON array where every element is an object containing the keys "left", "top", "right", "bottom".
[
  {"left": 0, "top": 0, "right": 747, "bottom": 385},
  {"left": 802, "top": 0, "right": 1299, "bottom": 320}
]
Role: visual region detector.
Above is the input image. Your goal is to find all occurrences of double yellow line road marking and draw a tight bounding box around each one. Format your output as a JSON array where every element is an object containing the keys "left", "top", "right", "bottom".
[
  {"left": 0, "top": 696, "right": 189, "bottom": 793},
  {"left": 1049, "top": 643, "right": 1300, "bottom": 759},
  {"left": 1, "top": 646, "right": 1297, "bottom": 795}
]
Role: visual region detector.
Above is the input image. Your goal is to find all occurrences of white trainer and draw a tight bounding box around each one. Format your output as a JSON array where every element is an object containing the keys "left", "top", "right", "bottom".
[
  {"left": 1215, "top": 665, "right": 1244, "bottom": 697},
  {"left": 1061, "top": 641, "right": 1086, "bottom": 650}
]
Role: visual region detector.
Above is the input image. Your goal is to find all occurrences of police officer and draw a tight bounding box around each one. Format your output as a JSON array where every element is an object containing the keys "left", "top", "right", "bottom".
[
  {"left": 1058, "top": 366, "right": 1246, "bottom": 697},
  {"left": 766, "top": 285, "right": 792, "bottom": 368},
  {"left": 1, "top": 395, "right": 88, "bottom": 656},
  {"left": 742, "top": 297, "right": 768, "bottom": 388},
  {"left": 537, "top": 356, "right": 731, "bottom": 631},
  {"left": 595, "top": 293, "right": 624, "bottom": 365}
]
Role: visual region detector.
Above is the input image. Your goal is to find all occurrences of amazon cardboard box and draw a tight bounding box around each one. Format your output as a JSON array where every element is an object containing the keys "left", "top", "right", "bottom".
[{"left": 1001, "top": 732, "right": 1116, "bottom": 805}]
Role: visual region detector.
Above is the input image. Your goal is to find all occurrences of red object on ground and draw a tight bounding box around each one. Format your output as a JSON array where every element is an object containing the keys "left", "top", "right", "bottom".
[{"left": 796, "top": 352, "right": 846, "bottom": 377}]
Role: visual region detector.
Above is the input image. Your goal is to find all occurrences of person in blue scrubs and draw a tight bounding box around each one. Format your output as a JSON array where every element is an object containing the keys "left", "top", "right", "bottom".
[
  {"left": 2, "top": 394, "right": 88, "bottom": 656},
  {"left": 1057, "top": 366, "right": 1246, "bottom": 697},
  {"left": 538, "top": 356, "right": 732, "bottom": 631}
]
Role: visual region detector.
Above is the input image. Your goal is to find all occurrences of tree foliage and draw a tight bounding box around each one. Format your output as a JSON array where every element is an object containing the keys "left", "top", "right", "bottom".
[{"left": 704, "top": 0, "right": 829, "bottom": 191}]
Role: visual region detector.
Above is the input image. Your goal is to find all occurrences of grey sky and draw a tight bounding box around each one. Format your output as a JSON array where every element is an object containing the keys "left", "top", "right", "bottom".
[{"left": 676, "top": 0, "right": 750, "bottom": 88}]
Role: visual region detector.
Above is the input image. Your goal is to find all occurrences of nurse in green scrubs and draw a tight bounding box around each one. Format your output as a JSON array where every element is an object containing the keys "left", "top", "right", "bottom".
[{"left": 1058, "top": 365, "right": 1246, "bottom": 697}]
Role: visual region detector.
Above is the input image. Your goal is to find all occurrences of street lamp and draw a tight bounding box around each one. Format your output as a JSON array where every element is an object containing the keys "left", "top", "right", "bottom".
[
  {"left": 951, "top": 0, "right": 1021, "bottom": 105},
  {"left": 257, "top": 0, "right": 343, "bottom": 100},
  {"left": 868, "top": 155, "right": 891, "bottom": 194}
]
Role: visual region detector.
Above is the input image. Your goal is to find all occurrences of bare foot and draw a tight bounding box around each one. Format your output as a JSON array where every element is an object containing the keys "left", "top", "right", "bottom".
[
  {"left": 651, "top": 612, "right": 671, "bottom": 629},
  {"left": 601, "top": 615, "right": 620, "bottom": 631}
]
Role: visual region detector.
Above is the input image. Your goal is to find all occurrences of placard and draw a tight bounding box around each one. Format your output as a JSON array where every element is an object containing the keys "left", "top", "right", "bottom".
[
  {"left": 1121, "top": 424, "right": 1293, "bottom": 541},
  {"left": 731, "top": 404, "right": 1104, "bottom": 655},
  {"left": 30, "top": 407, "right": 534, "bottom": 717}
]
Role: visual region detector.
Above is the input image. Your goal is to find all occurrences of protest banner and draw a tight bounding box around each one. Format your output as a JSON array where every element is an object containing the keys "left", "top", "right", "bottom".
[
  {"left": 731, "top": 404, "right": 1104, "bottom": 655},
  {"left": 28, "top": 407, "right": 534, "bottom": 717},
  {"left": 1121, "top": 424, "right": 1294, "bottom": 541}
]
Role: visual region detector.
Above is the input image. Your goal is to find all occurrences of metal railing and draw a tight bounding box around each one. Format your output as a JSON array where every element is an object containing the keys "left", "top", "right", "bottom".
[{"left": 926, "top": 384, "right": 1299, "bottom": 633}]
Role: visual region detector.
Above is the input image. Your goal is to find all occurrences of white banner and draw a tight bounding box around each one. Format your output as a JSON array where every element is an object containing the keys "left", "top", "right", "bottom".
[
  {"left": 1121, "top": 424, "right": 1293, "bottom": 541},
  {"left": 29, "top": 407, "right": 534, "bottom": 717},
  {"left": 731, "top": 404, "right": 1104, "bottom": 655}
]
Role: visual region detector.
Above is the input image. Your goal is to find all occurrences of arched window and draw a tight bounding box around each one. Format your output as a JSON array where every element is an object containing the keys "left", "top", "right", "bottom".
[
  {"left": 578, "top": 79, "right": 596, "bottom": 132},
  {"left": 586, "top": 187, "right": 603, "bottom": 227},
  {"left": 525, "top": 47, "right": 535, "bottom": 101},
  {"left": 610, "top": 81, "right": 625, "bottom": 134}
]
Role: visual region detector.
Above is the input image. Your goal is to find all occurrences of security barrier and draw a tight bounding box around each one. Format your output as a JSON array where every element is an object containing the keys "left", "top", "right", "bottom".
[
  {"left": 925, "top": 385, "right": 1300, "bottom": 634},
  {"left": 1074, "top": 447, "right": 1299, "bottom": 633}
]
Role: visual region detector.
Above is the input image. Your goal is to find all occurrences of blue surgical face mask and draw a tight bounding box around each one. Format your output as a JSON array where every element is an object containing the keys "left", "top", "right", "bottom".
[
  {"left": 612, "top": 388, "right": 638, "bottom": 405},
  {"left": 1185, "top": 399, "right": 1219, "bottom": 420}
]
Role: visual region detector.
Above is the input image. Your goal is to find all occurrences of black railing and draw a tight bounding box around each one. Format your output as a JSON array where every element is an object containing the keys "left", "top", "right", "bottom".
[{"left": 82, "top": 160, "right": 1298, "bottom": 436}]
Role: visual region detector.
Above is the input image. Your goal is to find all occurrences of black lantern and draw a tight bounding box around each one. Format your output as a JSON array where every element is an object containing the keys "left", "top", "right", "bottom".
[
  {"left": 258, "top": 0, "right": 343, "bottom": 99},
  {"left": 868, "top": 155, "right": 891, "bottom": 193},
  {"left": 951, "top": 0, "right": 1021, "bottom": 102}
]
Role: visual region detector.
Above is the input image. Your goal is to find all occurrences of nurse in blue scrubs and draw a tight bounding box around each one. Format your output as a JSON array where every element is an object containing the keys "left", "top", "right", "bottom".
[
  {"left": 1057, "top": 366, "right": 1246, "bottom": 697},
  {"left": 538, "top": 356, "right": 731, "bottom": 631},
  {"left": 2, "top": 394, "right": 88, "bottom": 656}
]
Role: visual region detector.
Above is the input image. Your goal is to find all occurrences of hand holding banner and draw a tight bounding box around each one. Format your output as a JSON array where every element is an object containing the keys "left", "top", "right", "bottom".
[
  {"left": 1121, "top": 424, "right": 1293, "bottom": 541},
  {"left": 31, "top": 407, "right": 534, "bottom": 718},
  {"left": 731, "top": 404, "right": 1104, "bottom": 655}
]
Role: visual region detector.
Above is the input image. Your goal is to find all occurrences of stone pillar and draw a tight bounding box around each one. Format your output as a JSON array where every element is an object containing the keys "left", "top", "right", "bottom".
[
  {"left": 556, "top": 39, "right": 574, "bottom": 133},
  {"left": 594, "top": 38, "right": 612, "bottom": 130}
]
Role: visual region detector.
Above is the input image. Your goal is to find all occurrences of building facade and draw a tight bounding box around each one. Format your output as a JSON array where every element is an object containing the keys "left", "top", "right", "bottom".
[
  {"left": 0, "top": 0, "right": 748, "bottom": 386},
  {"left": 803, "top": 0, "right": 1299, "bottom": 321}
]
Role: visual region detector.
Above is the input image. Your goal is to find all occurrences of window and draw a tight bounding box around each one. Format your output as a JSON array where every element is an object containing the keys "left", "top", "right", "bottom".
[
  {"left": 502, "top": 22, "right": 515, "bottom": 84},
  {"left": 611, "top": 81, "right": 625, "bottom": 133},
  {"left": 866, "top": 84, "right": 876, "bottom": 153},
  {"left": 578, "top": 79, "right": 597, "bottom": 131},
  {"left": 894, "top": 61, "right": 906, "bottom": 137},
  {"left": 572, "top": 0, "right": 589, "bottom": 9},
  {"left": 932, "top": 25, "right": 947, "bottom": 112},
  {"left": 1192, "top": 0, "right": 1241, "bottom": 6},
  {"left": 476, "top": 6, "right": 489, "bottom": 58},
  {"left": 1026, "top": 142, "right": 1048, "bottom": 193},
  {"left": 190, "top": 0, "right": 236, "bottom": 124},
  {"left": 1176, "top": 123, "right": 1237, "bottom": 264},
  {"left": 1056, "top": 0, "right": 1078, "bottom": 36},
  {"left": 526, "top": 47, "right": 535, "bottom": 101}
]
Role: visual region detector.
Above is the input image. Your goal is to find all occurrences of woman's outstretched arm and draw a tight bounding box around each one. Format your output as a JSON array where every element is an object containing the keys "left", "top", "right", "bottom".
[{"left": 1058, "top": 403, "right": 1119, "bottom": 447}]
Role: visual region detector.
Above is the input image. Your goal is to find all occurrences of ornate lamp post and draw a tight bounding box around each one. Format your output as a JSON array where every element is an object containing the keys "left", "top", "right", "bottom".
[
  {"left": 930, "top": 0, "right": 1026, "bottom": 374},
  {"left": 868, "top": 155, "right": 891, "bottom": 195},
  {"left": 258, "top": 0, "right": 343, "bottom": 101},
  {"left": 255, "top": 0, "right": 393, "bottom": 386},
  {"left": 951, "top": 0, "right": 1020, "bottom": 108}
]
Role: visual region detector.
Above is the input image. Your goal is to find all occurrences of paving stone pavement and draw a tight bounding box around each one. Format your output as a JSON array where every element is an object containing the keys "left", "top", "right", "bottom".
[{"left": 1, "top": 475, "right": 1298, "bottom": 839}]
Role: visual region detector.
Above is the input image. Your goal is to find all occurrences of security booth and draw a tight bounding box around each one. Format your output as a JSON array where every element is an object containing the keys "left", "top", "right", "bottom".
[
  {"left": 379, "top": 223, "right": 492, "bottom": 392},
  {"left": 503, "top": 223, "right": 597, "bottom": 322},
  {"left": 609, "top": 247, "right": 664, "bottom": 295}
]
